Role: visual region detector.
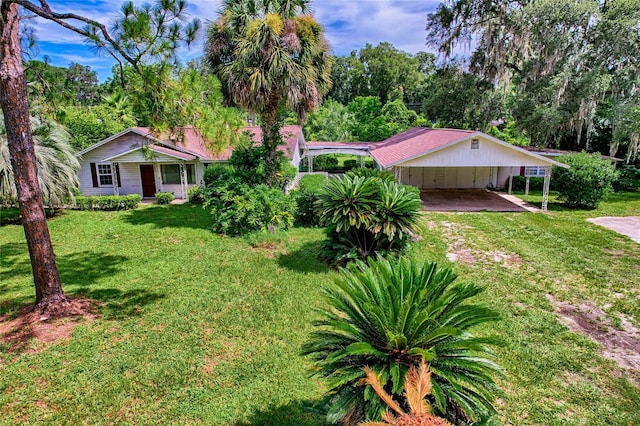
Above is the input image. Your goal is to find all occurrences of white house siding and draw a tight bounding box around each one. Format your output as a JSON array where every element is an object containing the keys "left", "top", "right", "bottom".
[
  {"left": 496, "top": 167, "right": 520, "bottom": 190},
  {"left": 78, "top": 134, "right": 150, "bottom": 196},
  {"left": 398, "top": 136, "right": 554, "bottom": 168},
  {"left": 119, "top": 163, "right": 143, "bottom": 195},
  {"left": 401, "top": 167, "right": 497, "bottom": 189}
]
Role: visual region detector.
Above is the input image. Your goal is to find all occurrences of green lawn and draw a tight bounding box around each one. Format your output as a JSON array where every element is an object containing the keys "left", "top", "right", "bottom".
[{"left": 1, "top": 193, "right": 639, "bottom": 425}]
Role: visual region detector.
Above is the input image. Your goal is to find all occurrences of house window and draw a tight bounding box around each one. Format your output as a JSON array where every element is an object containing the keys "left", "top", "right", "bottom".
[
  {"left": 97, "top": 163, "right": 113, "bottom": 186},
  {"left": 161, "top": 164, "right": 195, "bottom": 184},
  {"left": 471, "top": 139, "right": 480, "bottom": 149},
  {"left": 524, "top": 166, "right": 547, "bottom": 177}
]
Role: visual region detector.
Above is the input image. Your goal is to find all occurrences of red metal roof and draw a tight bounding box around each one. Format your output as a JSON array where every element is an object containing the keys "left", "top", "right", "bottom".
[
  {"left": 306, "top": 141, "right": 371, "bottom": 149},
  {"left": 133, "top": 125, "right": 302, "bottom": 161},
  {"left": 369, "top": 127, "right": 476, "bottom": 168}
]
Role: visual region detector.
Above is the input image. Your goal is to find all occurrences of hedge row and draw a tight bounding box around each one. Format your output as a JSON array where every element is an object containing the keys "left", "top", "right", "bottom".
[{"left": 73, "top": 194, "right": 141, "bottom": 211}]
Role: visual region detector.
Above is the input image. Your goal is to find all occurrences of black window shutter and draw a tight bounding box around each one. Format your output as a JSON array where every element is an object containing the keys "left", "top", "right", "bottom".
[
  {"left": 90, "top": 163, "right": 98, "bottom": 187},
  {"left": 115, "top": 164, "right": 122, "bottom": 187}
]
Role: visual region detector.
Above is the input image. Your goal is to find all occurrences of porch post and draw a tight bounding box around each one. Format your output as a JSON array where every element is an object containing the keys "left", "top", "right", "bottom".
[
  {"left": 525, "top": 176, "right": 530, "bottom": 202},
  {"left": 179, "top": 163, "right": 187, "bottom": 199},
  {"left": 111, "top": 162, "right": 119, "bottom": 196},
  {"left": 542, "top": 167, "right": 551, "bottom": 212},
  {"left": 308, "top": 156, "right": 314, "bottom": 173}
]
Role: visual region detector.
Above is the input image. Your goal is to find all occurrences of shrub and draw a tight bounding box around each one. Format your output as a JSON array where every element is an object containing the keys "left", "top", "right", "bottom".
[
  {"left": 205, "top": 182, "right": 295, "bottom": 236},
  {"left": 203, "top": 163, "right": 235, "bottom": 187},
  {"left": 343, "top": 159, "right": 358, "bottom": 170},
  {"left": 613, "top": 165, "right": 640, "bottom": 192},
  {"left": 274, "top": 163, "right": 298, "bottom": 190},
  {"left": 346, "top": 167, "right": 396, "bottom": 183},
  {"left": 315, "top": 175, "right": 422, "bottom": 265},
  {"left": 155, "top": 192, "right": 174, "bottom": 205},
  {"left": 73, "top": 194, "right": 141, "bottom": 211},
  {"left": 303, "top": 257, "right": 502, "bottom": 425},
  {"left": 313, "top": 155, "right": 339, "bottom": 171},
  {"left": 553, "top": 152, "right": 619, "bottom": 208},
  {"left": 510, "top": 176, "right": 546, "bottom": 192},
  {"left": 293, "top": 190, "right": 321, "bottom": 227},
  {"left": 187, "top": 185, "right": 205, "bottom": 204}
]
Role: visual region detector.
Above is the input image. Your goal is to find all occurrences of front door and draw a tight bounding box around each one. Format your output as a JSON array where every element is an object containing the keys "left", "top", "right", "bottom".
[{"left": 140, "top": 165, "right": 156, "bottom": 197}]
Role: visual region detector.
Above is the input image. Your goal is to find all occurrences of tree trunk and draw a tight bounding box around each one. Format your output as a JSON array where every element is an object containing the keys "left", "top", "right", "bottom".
[
  {"left": 260, "top": 91, "right": 283, "bottom": 186},
  {"left": 0, "top": 3, "right": 66, "bottom": 310}
]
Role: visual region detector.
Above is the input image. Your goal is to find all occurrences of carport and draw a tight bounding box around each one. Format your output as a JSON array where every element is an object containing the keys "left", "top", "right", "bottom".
[{"left": 369, "top": 128, "right": 568, "bottom": 212}]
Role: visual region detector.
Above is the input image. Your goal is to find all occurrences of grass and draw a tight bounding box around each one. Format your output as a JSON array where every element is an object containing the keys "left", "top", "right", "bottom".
[
  {"left": 1, "top": 193, "right": 640, "bottom": 425},
  {"left": 297, "top": 174, "right": 328, "bottom": 193}
]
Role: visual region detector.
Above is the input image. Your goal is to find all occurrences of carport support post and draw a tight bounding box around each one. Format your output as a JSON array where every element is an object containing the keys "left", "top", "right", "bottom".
[
  {"left": 308, "top": 156, "right": 313, "bottom": 173},
  {"left": 542, "top": 167, "right": 551, "bottom": 212},
  {"left": 525, "top": 176, "right": 530, "bottom": 201}
]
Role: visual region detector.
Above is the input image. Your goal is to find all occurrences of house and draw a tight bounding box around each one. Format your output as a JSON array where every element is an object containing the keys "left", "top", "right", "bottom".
[
  {"left": 76, "top": 125, "right": 304, "bottom": 199},
  {"left": 303, "top": 127, "right": 568, "bottom": 211}
]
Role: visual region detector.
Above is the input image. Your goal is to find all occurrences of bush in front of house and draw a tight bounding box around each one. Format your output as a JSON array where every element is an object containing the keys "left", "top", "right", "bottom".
[
  {"left": 205, "top": 182, "right": 295, "bottom": 236},
  {"left": 73, "top": 194, "right": 141, "bottom": 211},
  {"left": 187, "top": 186, "right": 205, "bottom": 204},
  {"left": 553, "top": 152, "right": 618, "bottom": 208},
  {"left": 303, "top": 256, "right": 502, "bottom": 425},
  {"left": 613, "top": 165, "right": 640, "bottom": 192},
  {"left": 203, "top": 163, "right": 235, "bottom": 187},
  {"left": 293, "top": 190, "right": 321, "bottom": 227},
  {"left": 510, "top": 176, "right": 546, "bottom": 192},
  {"left": 155, "top": 192, "right": 174, "bottom": 205},
  {"left": 315, "top": 174, "right": 422, "bottom": 265},
  {"left": 346, "top": 167, "right": 396, "bottom": 183}
]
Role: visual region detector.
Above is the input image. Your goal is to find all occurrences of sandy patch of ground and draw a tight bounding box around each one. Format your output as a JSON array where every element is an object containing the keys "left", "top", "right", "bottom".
[
  {"left": 0, "top": 297, "right": 99, "bottom": 354},
  {"left": 547, "top": 294, "right": 640, "bottom": 370},
  {"left": 438, "top": 221, "right": 523, "bottom": 267}
]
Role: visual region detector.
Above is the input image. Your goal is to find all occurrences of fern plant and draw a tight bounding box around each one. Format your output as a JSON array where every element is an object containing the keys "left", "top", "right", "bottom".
[{"left": 303, "top": 257, "right": 502, "bottom": 425}]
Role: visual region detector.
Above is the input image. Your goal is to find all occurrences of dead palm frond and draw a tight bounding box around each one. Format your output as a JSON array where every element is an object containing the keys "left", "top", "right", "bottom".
[{"left": 359, "top": 360, "right": 452, "bottom": 426}]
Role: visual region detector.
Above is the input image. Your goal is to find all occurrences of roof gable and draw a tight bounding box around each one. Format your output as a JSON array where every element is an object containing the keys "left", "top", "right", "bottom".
[
  {"left": 370, "top": 127, "right": 568, "bottom": 168},
  {"left": 78, "top": 125, "right": 303, "bottom": 162}
]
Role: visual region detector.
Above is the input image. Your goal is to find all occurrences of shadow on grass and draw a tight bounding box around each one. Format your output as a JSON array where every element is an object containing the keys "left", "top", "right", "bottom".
[
  {"left": 122, "top": 203, "right": 212, "bottom": 230},
  {"left": 278, "top": 240, "right": 331, "bottom": 274},
  {"left": 0, "top": 208, "right": 66, "bottom": 226},
  {"left": 0, "top": 245, "right": 164, "bottom": 319},
  {"left": 235, "top": 400, "right": 327, "bottom": 426}
]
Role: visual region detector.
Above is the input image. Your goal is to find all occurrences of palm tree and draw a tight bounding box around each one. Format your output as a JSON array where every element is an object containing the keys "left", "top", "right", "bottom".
[
  {"left": 303, "top": 257, "right": 503, "bottom": 425},
  {"left": 1, "top": 116, "right": 79, "bottom": 207},
  {"left": 314, "top": 174, "right": 422, "bottom": 264},
  {"left": 206, "top": 0, "right": 332, "bottom": 184}
]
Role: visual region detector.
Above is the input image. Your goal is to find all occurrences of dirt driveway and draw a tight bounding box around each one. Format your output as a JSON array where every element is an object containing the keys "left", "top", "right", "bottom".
[
  {"left": 421, "top": 189, "right": 538, "bottom": 212},
  {"left": 587, "top": 216, "right": 640, "bottom": 243}
]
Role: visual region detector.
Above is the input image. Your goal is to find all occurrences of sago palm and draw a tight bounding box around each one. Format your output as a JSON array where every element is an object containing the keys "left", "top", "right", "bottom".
[
  {"left": 303, "top": 257, "right": 502, "bottom": 425},
  {"left": 360, "top": 360, "right": 452, "bottom": 426},
  {"left": 206, "top": 0, "right": 332, "bottom": 184},
  {"left": 1, "top": 116, "right": 79, "bottom": 207},
  {"left": 315, "top": 175, "right": 422, "bottom": 263}
]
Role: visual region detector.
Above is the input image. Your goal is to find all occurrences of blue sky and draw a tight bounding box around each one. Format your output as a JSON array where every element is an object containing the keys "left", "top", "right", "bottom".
[{"left": 30, "top": 0, "right": 454, "bottom": 81}]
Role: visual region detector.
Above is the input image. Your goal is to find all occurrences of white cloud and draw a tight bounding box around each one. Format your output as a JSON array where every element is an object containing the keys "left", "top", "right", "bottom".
[{"left": 31, "top": 0, "right": 444, "bottom": 80}]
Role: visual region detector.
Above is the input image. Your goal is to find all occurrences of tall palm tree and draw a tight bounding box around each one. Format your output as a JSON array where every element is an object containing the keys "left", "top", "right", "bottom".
[
  {"left": 303, "top": 257, "right": 503, "bottom": 425},
  {"left": 206, "top": 0, "right": 332, "bottom": 184},
  {"left": 1, "top": 116, "right": 79, "bottom": 207}
]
